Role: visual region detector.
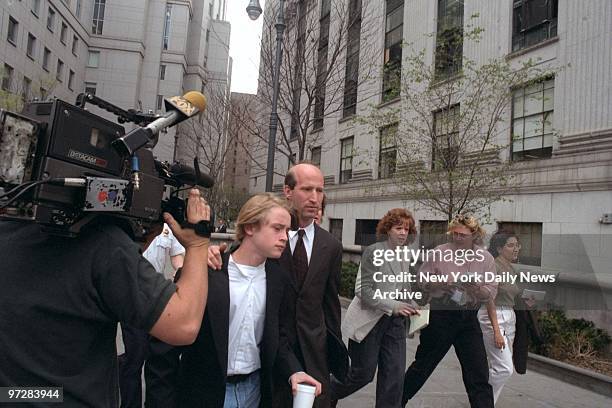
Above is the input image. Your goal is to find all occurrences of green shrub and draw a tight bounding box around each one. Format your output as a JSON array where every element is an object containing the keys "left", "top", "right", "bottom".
[
  {"left": 340, "top": 261, "right": 359, "bottom": 298},
  {"left": 530, "top": 310, "right": 611, "bottom": 360}
]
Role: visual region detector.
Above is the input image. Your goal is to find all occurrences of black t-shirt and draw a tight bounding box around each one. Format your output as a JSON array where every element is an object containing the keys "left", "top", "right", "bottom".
[{"left": 0, "top": 221, "right": 177, "bottom": 407}]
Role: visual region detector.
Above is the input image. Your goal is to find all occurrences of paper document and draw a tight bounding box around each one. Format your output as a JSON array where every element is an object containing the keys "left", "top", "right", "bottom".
[
  {"left": 521, "top": 289, "right": 546, "bottom": 301},
  {"left": 409, "top": 304, "right": 430, "bottom": 336}
]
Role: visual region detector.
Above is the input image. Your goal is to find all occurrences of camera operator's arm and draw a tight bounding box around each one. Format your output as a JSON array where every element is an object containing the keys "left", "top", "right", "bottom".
[{"left": 149, "top": 189, "right": 210, "bottom": 345}]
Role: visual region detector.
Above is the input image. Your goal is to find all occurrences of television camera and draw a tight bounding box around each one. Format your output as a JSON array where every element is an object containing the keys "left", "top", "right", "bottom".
[{"left": 0, "top": 91, "right": 214, "bottom": 239}]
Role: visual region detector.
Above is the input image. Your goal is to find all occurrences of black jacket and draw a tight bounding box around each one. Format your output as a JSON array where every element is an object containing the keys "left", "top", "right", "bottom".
[
  {"left": 145, "top": 252, "right": 290, "bottom": 407},
  {"left": 274, "top": 224, "right": 349, "bottom": 408}
]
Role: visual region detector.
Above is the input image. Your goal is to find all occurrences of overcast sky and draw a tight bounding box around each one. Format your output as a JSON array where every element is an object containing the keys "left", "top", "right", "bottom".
[{"left": 227, "top": 0, "right": 266, "bottom": 95}]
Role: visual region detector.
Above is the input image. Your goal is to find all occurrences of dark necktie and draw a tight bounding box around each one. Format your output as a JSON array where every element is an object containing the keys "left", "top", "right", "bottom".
[{"left": 293, "top": 229, "right": 308, "bottom": 288}]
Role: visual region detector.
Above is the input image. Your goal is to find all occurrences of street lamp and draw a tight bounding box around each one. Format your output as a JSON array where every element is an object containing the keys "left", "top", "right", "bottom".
[
  {"left": 246, "top": 0, "right": 263, "bottom": 20},
  {"left": 246, "top": 0, "right": 285, "bottom": 192}
]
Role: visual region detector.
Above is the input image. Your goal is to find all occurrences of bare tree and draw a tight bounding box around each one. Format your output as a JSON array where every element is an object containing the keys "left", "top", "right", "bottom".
[
  {"left": 359, "top": 18, "right": 559, "bottom": 222},
  {"left": 175, "top": 83, "right": 233, "bottom": 216},
  {"left": 251, "top": 0, "right": 382, "bottom": 170}
]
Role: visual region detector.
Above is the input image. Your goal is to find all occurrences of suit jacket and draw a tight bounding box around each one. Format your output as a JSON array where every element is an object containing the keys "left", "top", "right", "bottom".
[
  {"left": 275, "top": 224, "right": 349, "bottom": 408},
  {"left": 342, "top": 241, "right": 414, "bottom": 342},
  {"left": 145, "top": 253, "right": 289, "bottom": 408}
]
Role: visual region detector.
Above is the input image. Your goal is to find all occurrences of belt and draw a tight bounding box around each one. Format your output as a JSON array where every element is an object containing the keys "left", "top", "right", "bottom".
[{"left": 226, "top": 369, "right": 259, "bottom": 384}]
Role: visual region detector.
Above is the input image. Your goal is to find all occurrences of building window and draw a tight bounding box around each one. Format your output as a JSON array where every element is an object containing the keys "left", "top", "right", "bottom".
[
  {"left": 56, "top": 59, "right": 64, "bottom": 82},
  {"left": 22, "top": 76, "right": 32, "bottom": 100},
  {"left": 43, "top": 47, "right": 51, "bottom": 71},
  {"left": 329, "top": 218, "right": 343, "bottom": 243},
  {"left": 355, "top": 219, "right": 379, "bottom": 246},
  {"left": 60, "top": 22, "right": 68, "bottom": 44},
  {"left": 162, "top": 5, "right": 172, "bottom": 50},
  {"left": 156, "top": 95, "right": 164, "bottom": 110},
  {"left": 27, "top": 33, "right": 37, "bottom": 59},
  {"left": 2, "top": 64, "right": 14, "bottom": 91},
  {"left": 419, "top": 220, "right": 448, "bottom": 250},
  {"left": 382, "top": 0, "right": 403, "bottom": 102},
  {"left": 92, "top": 0, "right": 106, "bottom": 35},
  {"left": 87, "top": 51, "right": 100, "bottom": 67},
  {"left": 512, "top": 0, "right": 558, "bottom": 52},
  {"left": 159, "top": 64, "right": 166, "bottom": 80},
  {"left": 311, "top": 146, "right": 322, "bottom": 167},
  {"left": 435, "top": 0, "right": 463, "bottom": 79},
  {"left": 511, "top": 78, "right": 554, "bottom": 161},
  {"left": 47, "top": 8, "right": 56, "bottom": 32},
  {"left": 340, "top": 137, "right": 354, "bottom": 184},
  {"left": 7, "top": 16, "right": 18, "bottom": 45},
  {"left": 379, "top": 123, "right": 397, "bottom": 179},
  {"left": 84, "top": 82, "right": 97, "bottom": 95},
  {"left": 343, "top": 0, "right": 362, "bottom": 117},
  {"left": 313, "top": 0, "right": 331, "bottom": 130},
  {"left": 68, "top": 70, "right": 75, "bottom": 90},
  {"left": 432, "top": 104, "right": 460, "bottom": 170},
  {"left": 76, "top": 0, "right": 82, "bottom": 18},
  {"left": 72, "top": 35, "right": 79, "bottom": 55},
  {"left": 32, "top": 0, "right": 41, "bottom": 17},
  {"left": 497, "top": 222, "right": 542, "bottom": 266}
]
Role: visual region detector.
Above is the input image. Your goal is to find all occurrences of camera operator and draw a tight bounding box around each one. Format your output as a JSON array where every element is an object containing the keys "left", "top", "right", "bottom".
[{"left": 0, "top": 188, "right": 211, "bottom": 407}]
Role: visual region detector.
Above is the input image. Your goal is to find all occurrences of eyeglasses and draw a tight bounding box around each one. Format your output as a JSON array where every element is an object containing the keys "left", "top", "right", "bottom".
[
  {"left": 452, "top": 231, "right": 473, "bottom": 239},
  {"left": 505, "top": 242, "right": 522, "bottom": 249}
]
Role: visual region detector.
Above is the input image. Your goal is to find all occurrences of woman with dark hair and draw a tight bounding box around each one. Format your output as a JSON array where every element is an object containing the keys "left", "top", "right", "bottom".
[
  {"left": 331, "top": 209, "right": 420, "bottom": 408},
  {"left": 478, "top": 230, "right": 537, "bottom": 405}
]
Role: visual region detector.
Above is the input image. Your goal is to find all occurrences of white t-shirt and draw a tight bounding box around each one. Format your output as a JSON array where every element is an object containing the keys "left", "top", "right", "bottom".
[
  {"left": 142, "top": 224, "right": 185, "bottom": 278},
  {"left": 226, "top": 255, "right": 267, "bottom": 375}
]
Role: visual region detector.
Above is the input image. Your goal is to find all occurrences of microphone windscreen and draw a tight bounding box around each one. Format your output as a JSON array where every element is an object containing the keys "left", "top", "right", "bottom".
[{"left": 183, "top": 91, "right": 207, "bottom": 112}]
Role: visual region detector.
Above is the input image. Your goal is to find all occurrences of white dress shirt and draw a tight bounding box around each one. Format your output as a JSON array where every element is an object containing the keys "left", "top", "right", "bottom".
[
  {"left": 288, "top": 221, "right": 315, "bottom": 264},
  {"left": 226, "top": 255, "right": 267, "bottom": 375},
  {"left": 142, "top": 223, "right": 185, "bottom": 278}
]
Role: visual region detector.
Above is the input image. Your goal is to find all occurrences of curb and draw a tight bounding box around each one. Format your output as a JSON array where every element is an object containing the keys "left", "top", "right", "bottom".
[
  {"left": 338, "top": 296, "right": 612, "bottom": 397},
  {"left": 526, "top": 352, "right": 612, "bottom": 398}
]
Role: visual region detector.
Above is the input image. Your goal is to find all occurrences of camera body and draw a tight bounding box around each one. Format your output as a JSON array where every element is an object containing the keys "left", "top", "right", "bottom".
[{"left": 0, "top": 97, "right": 212, "bottom": 238}]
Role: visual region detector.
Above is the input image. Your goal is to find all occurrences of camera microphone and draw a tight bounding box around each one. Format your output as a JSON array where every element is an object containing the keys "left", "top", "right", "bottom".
[{"left": 112, "top": 91, "right": 207, "bottom": 157}]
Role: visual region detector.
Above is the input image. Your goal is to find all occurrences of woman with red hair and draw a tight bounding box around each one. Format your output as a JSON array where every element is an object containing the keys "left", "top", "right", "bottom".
[{"left": 331, "top": 209, "right": 420, "bottom": 407}]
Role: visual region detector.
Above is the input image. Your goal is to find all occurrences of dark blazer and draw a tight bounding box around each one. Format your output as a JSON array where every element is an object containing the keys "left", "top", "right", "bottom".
[
  {"left": 145, "top": 253, "right": 289, "bottom": 408},
  {"left": 275, "top": 224, "right": 349, "bottom": 408}
]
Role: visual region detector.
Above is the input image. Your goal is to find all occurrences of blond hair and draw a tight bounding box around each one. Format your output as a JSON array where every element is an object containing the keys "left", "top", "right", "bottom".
[
  {"left": 447, "top": 214, "right": 486, "bottom": 244},
  {"left": 235, "top": 193, "right": 290, "bottom": 241}
]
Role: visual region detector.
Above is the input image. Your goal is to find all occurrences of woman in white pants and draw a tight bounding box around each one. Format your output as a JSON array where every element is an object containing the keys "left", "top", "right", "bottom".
[{"left": 478, "top": 231, "right": 531, "bottom": 405}]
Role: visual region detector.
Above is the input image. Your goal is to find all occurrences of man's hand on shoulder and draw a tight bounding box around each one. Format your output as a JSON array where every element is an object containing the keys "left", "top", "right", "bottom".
[{"left": 207, "top": 242, "right": 227, "bottom": 270}]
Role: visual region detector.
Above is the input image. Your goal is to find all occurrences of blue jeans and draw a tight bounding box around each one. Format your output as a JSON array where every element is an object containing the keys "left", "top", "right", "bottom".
[{"left": 224, "top": 370, "right": 261, "bottom": 408}]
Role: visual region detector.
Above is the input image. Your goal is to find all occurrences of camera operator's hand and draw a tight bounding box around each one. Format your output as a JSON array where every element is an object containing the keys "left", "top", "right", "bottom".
[
  {"left": 149, "top": 188, "right": 210, "bottom": 346},
  {"left": 164, "top": 189, "right": 210, "bottom": 249}
]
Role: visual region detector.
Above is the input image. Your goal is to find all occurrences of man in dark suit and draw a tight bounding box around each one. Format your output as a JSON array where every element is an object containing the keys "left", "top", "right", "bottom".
[
  {"left": 208, "top": 164, "right": 348, "bottom": 408},
  {"left": 145, "top": 194, "right": 320, "bottom": 407},
  {"left": 274, "top": 163, "right": 348, "bottom": 408}
]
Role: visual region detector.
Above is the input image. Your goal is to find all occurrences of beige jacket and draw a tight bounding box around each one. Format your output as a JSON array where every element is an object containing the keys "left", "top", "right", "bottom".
[{"left": 342, "top": 241, "right": 414, "bottom": 342}]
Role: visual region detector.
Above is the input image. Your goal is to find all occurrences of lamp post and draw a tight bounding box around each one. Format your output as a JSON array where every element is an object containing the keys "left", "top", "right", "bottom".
[{"left": 246, "top": 0, "right": 285, "bottom": 192}]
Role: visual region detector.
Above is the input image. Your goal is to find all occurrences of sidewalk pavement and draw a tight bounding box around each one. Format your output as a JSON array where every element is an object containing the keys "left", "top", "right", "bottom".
[{"left": 338, "top": 309, "right": 610, "bottom": 408}]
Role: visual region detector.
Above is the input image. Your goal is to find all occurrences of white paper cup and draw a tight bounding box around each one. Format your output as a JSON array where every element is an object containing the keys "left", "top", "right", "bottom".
[{"left": 293, "top": 383, "right": 316, "bottom": 408}]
